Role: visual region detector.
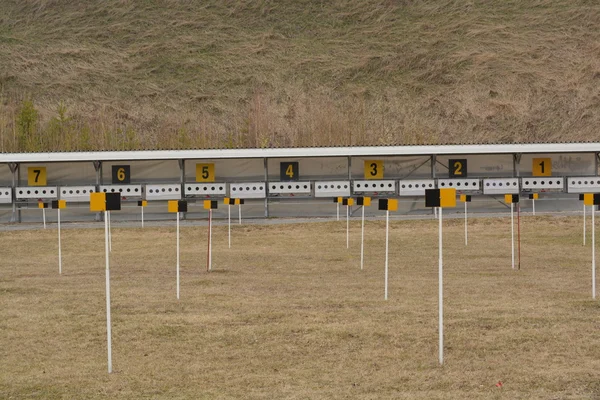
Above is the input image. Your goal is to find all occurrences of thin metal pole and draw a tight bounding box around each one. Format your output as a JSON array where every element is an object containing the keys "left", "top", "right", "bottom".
[
  {"left": 108, "top": 211, "right": 112, "bottom": 252},
  {"left": 176, "top": 211, "right": 180, "bottom": 300},
  {"left": 346, "top": 204, "right": 349, "bottom": 249},
  {"left": 104, "top": 211, "right": 112, "bottom": 374},
  {"left": 532, "top": 199, "right": 536, "bottom": 216},
  {"left": 511, "top": 203, "right": 515, "bottom": 269},
  {"left": 43, "top": 208, "right": 46, "bottom": 229},
  {"left": 384, "top": 210, "right": 389, "bottom": 300},
  {"left": 593, "top": 207, "right": 596, "bottom": 300},
  {"left": 141, "top": 205, "right": 144, "bottom": 228},
  {"left": 238, "top": 203, "right": 241, "bottom": 225},
  {"left": 464, "top": 201, "right": 468, "bottom": 246},
  {"left": 228, "top": 204, "right": 231, "bottom": 249},
  {"left": 584, "top": 204, "right": 586, "bottom": 246},
  {"left": 209, "top": 209, "right": 213, "bottom": 271},
  {"left": 58, "top": 208, "right": 62, "bottom": 275},
  {"left": 439, "top": 207, "right": 444, "bottom": 365},
  {"left": 337, "top": 203, "right": 340, "bottom": 221},
  {"left": 518, "top": 203, "right": 521, "bottom": 270},
  {"left": 360, "top": 205, "right": 365, "bottom": 270}
]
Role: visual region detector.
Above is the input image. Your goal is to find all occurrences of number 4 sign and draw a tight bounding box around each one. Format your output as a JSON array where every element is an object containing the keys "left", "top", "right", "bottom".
[{"left": 280, "top": 162, "right": 299, "bottom": 181}]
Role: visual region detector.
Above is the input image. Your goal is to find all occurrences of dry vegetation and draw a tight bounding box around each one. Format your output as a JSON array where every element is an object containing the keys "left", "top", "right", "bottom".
[
  {"left": 0, "top": 1, "right": 599, "bottom": 152},
  {"left": 1, "top": 216, "right": 600, "bottom": 399}
]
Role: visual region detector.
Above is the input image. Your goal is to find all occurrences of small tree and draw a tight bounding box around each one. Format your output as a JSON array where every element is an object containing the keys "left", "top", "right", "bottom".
[{"left": 16, "top": 100, "right": 38, "bottom": 151}]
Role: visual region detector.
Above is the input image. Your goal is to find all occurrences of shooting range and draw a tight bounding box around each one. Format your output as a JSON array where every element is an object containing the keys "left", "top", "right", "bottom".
[{"left": 1, "top": 143, "right": 600, "bottom": 392}]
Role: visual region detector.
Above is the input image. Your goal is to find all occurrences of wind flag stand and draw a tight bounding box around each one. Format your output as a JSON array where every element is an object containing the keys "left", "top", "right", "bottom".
[
  {"left": 224, "top": 198, "right": 242, "bottom": 249},
  {"left": 138, "top": 200, "right": 147, "bottom": 228},
  {"left": 583, "top": 193, "right": 598, "bottom": 299},
  {"left": 505, "top": 194, "right": 519, "bottom": 270},
  {"left": 529, "top": 193, "right": 538, "bottom": 216},
  {"left": 90, "top": 191, "right": 121, "bottom": 374},
  {"left": 108, "top": 211, "right": 112, "bottom": 252},
  {"left": 342, "top": 198, "right": 354, "bottom": 249},
  {"left": 425, "top": 187, "right": 456, "bottom": 366},
  {"left": 38, "top": 201, "right": 48, "bottom": 229},
  {"left": 333, "top": 197, "right": 342, "bottom": 221},
  {"left": 238, "top": 199, "right": 244, "bottom": 225},
  {"left": 52, "top": 200, "right": 66, "bottom": 274},
  {"left": 580, "top": 194, "right": 586, "bottom": 246},
  {"left": 378, "top": 198, "right": 398, "bottom": 300},
  {"left": 356, "top": 197, "right": 372, "bottom": 270},
  {"left": 204, "top": 200, "right": 218, "bottom": 271},
  {"left": 168, "top": 200, "right": 188, "bottom": 299},
  {"left": 459, "top": 195, "right": 471, "bottom": 246}
]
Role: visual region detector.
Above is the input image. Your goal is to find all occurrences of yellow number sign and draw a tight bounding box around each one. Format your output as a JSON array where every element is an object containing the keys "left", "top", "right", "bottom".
[
  {"left": 364, "top": 160, "right": 383, "bottom": 179},
  {"left": 28, "top": 167, "right": 47, "bottom": 186},
  {"left": 196, "top": 163, "right": 215, "bottom": 182},
  {"left": 532, "top": 158, "right": 552, "bottom": 177}
]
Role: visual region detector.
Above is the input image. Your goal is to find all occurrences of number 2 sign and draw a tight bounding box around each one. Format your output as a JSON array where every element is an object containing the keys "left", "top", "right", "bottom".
[{"left": 449, "top": 159, "right": 467, "bottom": 178}]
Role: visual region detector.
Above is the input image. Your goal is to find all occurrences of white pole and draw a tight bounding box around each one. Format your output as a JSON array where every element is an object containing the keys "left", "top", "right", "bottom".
[
  {"left": 434, "top": 206, "right": 437, "bottom": 219},
  {"left": 533, "top": 199, "right": 536, "bottom": 216},
  {"left": 176, "top": 211, "right": 180, "bottom": 300},
  {"left": 360, "top": 205, "right": 365, "bottom": 270},
  {"left": 141, "top": 205, "right": 144, "bottom": 228},
  {"left": 228, "top": 204, "right": 231, "bottom": 249},
  {"left": 238, "top": 203, "right": 242, "bottom": 225},
  {"left": 337, "top": 202, "right": 340, "bottom": 221},
  {"left": 511, "top": 203, "right": 515, "bottom": 269},
  {"left": 384, "top": 210, "right": 389, "bottom": 301},
  {"left": 584, "top": 204, "right": 586, "bottom": 246},
  {"left": 43, "top": 207, "right": 46, "bottom": 229},
  {"left": 108, "top": 211, "right": 112, "bottom": 253},
  {"left": 104, "top": 211, "right": 112, "bottom": 374},
  {"left": 439, "top": 207, "right": 444, "bottom": 365},
  {"left": 346, "top": 205, "right": 349, "bottom": 249},
  {"left": 58, "top": 208, "right": 62, "bottom": 275},
  {"left": 464, "top": 201, "right": 468, "bottom": 246},
  {"left": 593, "top": 206, "right": 596, "bottom": 300},
  {"left": 209, "top": 209, "right": 213, "bottom": 271}
]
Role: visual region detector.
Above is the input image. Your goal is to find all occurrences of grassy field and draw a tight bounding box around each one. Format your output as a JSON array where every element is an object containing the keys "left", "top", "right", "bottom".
[
  {"left": 1, "top": 216, "right": 600, "bottom": 399},
  {"left": 1, "top": 1, "right": 599, "bottom": 151}
]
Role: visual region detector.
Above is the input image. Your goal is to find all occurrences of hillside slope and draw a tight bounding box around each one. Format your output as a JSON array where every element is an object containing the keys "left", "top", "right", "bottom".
[{"left": 0, "top": 0, "right": 599, "bottom": 151}]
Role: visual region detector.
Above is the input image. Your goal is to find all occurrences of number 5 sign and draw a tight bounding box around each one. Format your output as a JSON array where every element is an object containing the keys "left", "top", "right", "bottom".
[{"left": 196, "top": 163, "right": 215, "bottom": 182}]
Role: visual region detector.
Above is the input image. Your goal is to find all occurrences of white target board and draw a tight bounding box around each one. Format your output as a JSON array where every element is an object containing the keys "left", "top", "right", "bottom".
[
  {"left": 185, "top": 182, "right": 227, "bottom": 197},
  {"left": 521, "top": 177, "right": 564, "bottom": 191},
  {"left": 314, "top": 181, "right": 351, "bottom": 197},
  {"left": 566, "top": 177, "right": 600, "bottom": 193},
  {"left": 229, "top": 182, "right": 267, "bottom": 199},
  {"left": 352, "top": 180, "right": 396, "bottom": 193},
  {"left": 482, "top": 178, "right": 519, "bottom": 194},
  {"left": 398, "top": 180, "right": 435, "bottom": 196},
  {"left": 99, "top": 184, "right": 143, "bottom": 198},
  {"left": 59, "top": 186, "right": 96, "bottom": 202},
  {"left": 16, "top": 186, "right": 58, "bottom": 199},
  {"left": 146, "top": 184, "right": 182, "bottom": 200},
  {"left": 268, "top": 182, "right": 312, "bottom": 195},
  {"left": 0, "top": 187, "right": 12, "bottom": 203},
  {"left": 437, "top": 179, "right": 480, "bottom": 192}
]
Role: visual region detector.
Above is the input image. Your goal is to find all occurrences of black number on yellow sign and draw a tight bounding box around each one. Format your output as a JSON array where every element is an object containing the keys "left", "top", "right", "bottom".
[
  {"left": 112, "top": 165, "right": 131, "bottom": 184},
  {"left": 449, "top": 159, "right": 467, "bottom": 178},
  {"left": 280, "top": 162, "right": 299, "bottom": 181},
  {"left": 364, "top": 160, "right": 383, "bottom": 179}
]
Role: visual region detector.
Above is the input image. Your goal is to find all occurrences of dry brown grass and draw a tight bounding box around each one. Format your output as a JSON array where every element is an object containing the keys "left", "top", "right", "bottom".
[
  {"left": 1, "top": 216, "right": 600, "bottom": 399},
  {"left": 1, "top": 1, "right": 599, "bottom": 151}
]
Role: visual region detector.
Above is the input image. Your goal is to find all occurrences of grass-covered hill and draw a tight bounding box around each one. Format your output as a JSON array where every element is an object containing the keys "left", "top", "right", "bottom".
[{"left": 0, "top": 0, "right": 599, "bottom": 152}]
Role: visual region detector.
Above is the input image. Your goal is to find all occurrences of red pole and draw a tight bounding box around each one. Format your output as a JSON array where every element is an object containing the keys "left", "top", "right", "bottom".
[
  {"left": 517, "top": 203, "right": 521, "bottom": 270},
  {"left": 206, "top": 209, "right": 212, "bottom": 272}
]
